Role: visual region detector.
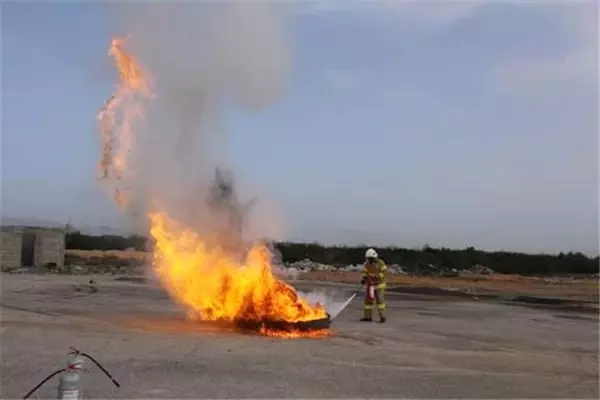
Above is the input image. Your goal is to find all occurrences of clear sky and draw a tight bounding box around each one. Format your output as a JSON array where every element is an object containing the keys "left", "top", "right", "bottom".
[{"left": 2, "top": 1, "right": 598, "bottom": 255}]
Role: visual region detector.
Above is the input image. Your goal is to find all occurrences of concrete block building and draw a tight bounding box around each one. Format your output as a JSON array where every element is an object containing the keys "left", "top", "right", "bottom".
[{"left": 0, "top": 226, "right": 66, "bottom": 269}]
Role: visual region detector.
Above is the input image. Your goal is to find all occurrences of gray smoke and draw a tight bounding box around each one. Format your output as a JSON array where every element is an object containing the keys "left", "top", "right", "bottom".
[
  {"left": 108, "top": 2, "right": 290, "bottom": 238},
  {"left": 107, "top": 3, "right": 346, "bottom": 312}
]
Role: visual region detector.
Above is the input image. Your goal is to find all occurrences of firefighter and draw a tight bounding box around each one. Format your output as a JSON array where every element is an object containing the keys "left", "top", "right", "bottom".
[{"left": 360, "top": 248, "right": 387, "bottom": 323}]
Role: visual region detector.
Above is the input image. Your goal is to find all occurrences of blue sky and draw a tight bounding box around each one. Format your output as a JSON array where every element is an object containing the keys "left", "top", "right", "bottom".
[{"left": 2, "top": 1, "right": 598, "bottom": 255}]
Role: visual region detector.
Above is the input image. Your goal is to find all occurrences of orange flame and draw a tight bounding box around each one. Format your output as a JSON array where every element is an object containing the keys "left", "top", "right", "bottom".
[
  {"left": 99, "top": 36, "right": 329, "bottom": 338},
  {"left": 149, "top": 211, "right": 329, "bottom": 337},
  {"left": 259, "top": 326, "right": 332, "bottom": 339},
  {"left": 97, "top": 37, "right": 153, "bottom": 207}
]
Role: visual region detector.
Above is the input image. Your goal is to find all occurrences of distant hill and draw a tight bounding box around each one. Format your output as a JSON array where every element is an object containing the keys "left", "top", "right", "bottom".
[
  {"left": 0, "top": 217, "right": 125, "bottom": 236},
  {"left": 0, "top": 217, "right": 66, "bottom": 228},
  {"left": 77, "top": 225, "right": 127, "bottom": 236}
]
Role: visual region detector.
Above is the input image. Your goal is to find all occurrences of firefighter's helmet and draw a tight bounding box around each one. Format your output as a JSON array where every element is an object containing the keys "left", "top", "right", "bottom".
[{"left": 365, "top": 248, "right": 378, "bottom": 259}]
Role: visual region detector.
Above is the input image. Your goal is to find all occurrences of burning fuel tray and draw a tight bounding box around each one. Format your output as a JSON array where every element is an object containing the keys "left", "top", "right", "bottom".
[{"left": 235, "top": 314, "right": 332, "bottom": 333}]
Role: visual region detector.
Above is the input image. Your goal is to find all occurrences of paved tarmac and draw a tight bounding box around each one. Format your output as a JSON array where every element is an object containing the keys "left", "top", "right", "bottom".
[{"left": 1, "top": 274, "right": 598, "bottom": 398}]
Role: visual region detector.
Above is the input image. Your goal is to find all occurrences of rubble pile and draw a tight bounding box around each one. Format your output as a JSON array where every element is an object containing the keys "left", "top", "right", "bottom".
[
  {"left": 389, "top": 264, "right": 408, "bottom": 275},
  {"left": 287, "top": 259, "right": 331, "bottom": 272},
  {"left": 62, "top": 252, "right": 147, "bottom": 275},
  {"left": 5, "top": 253, "right": 497, "bottom": 279},
  {"left": 272, "top": 265, "right": 301, "bottom": 281},
  {"left": 283, "top": 260, "right": 408, "bottom": 275},
  {"left": 279, "top": 259, "right": 495, "bottom": 278},
  {"left": 460, "top": 265, "right": 495, "bottom": 276},
  {"left": 340, "top": 263, "right": 407, "bottom": 275},
  {"left": 64, "top": 264, "right": 145, "bottom": 275},
  {"left": 3, "top": 263, "right": 145, "bottom": 275}
]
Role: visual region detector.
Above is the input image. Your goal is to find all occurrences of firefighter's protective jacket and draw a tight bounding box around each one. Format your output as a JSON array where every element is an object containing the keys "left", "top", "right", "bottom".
[{"left": 361, "top": 259, "right": 387, "bottom": 289}]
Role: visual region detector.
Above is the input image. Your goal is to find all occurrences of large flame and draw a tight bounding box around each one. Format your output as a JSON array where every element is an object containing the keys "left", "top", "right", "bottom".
[
  {"left": 150, "top": 212, "right": 329, "bottom": 333},
  {"left": 98, "top": 36, "right": 329, "bottom": 338},
  {"left": 97, "top": 37, "right": 154, "bottom": 207}
]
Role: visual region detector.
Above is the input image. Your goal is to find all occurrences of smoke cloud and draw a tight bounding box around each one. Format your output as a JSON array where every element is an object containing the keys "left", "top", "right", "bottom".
[{"left": 107, "top": 2, "right": 291, "bottom": 240}]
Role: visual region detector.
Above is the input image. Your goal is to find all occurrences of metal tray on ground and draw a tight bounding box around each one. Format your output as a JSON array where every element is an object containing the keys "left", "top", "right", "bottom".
[{"left": 235, "top": 314, "right": 332, "bottom": 333}]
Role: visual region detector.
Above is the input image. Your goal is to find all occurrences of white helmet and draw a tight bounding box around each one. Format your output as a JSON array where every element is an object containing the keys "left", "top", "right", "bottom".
[{"left": 365, "top": 248, "right": 378, "bottom": 259}]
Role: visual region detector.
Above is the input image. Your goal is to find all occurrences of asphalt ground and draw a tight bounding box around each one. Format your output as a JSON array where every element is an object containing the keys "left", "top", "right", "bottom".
[{"left": 1, "top": 274, "right": 598, "bottom": 399}]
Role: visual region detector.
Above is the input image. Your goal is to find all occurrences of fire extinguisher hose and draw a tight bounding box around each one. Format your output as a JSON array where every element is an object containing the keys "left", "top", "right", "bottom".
[
  {"left": 69, "top": 347, "right": 120, "bottom": 387},
  {"left": 81, "top": 352, "right": 120, "bottom": 387},
  {"left": 22, "top": 368, "right": 66, "bottom": 399}
]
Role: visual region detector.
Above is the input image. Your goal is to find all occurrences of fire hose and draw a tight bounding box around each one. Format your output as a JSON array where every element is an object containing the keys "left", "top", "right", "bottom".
[
  {"left": 22, "top": 347, "right": 120, "bottom": 399},
  {"left": 68, "top": 347, "right": 120, "bottom": 388}
]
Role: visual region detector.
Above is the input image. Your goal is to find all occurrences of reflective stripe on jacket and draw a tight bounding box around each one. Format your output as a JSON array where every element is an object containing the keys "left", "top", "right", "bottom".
[{"left": 361, "top": 259, "right": 387, "bottom": 289}]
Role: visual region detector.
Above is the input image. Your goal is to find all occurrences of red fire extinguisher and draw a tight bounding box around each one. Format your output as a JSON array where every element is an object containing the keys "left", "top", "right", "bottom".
[{"left": 364, "top": 276, "right": 375, "bottom": 301}]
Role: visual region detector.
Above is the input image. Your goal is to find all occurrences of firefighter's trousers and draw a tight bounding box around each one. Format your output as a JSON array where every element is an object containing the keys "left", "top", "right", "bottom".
[{"left": 364, "top": 286, "right": 386, "bottom": 320}]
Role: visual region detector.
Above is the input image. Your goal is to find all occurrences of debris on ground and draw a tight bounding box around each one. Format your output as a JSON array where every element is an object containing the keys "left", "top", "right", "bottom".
[
  {"left": 72, "top": 281, "right": 98, "bottom": 294},
  {"left": 467, "top": 265, "right": 495, "bottom": 275},
  {"left": 288, "top": 259, "right": 331, "bottom": 272}
]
